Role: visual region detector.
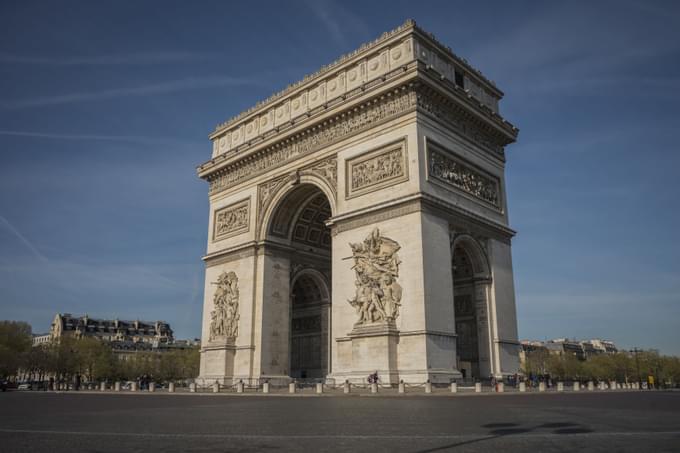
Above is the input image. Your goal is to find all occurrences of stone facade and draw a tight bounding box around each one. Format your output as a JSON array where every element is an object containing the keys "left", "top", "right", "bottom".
[
  {"left": 197, "top": 20, "right": 520, "bottom": 385},
  {"left": 48, "top": 313, "right": 174, "bottom": 345}
]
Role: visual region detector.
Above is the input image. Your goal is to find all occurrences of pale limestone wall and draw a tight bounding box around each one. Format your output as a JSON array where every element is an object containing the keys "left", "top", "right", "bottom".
[
  {"left": 199, "top": 253, "right": 255, "bottom": 383},
  {"left": 488, "top": 238, "right": 520, "bottom": 375},
  {"left": 256, "top": 252, "right": 291, "bottom": 378},
  {"left": 205, "top": 186, "right": 257, "bottom": 256},
  {"left": 336, "top": 120, "right": 419, "bottom": 215},
  {"left": 417, "top": 119, "right": 508, "bottom": 226}
]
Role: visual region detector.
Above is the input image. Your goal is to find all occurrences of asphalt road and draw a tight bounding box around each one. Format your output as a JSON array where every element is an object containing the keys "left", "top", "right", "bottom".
[{"left": 1, "top": 391, "right": 679, "bottom": 452}]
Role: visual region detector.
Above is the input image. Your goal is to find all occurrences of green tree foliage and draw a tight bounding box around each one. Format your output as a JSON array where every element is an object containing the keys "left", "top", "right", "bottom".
[
  {"left": 0, "top": 321, "right": 32, "bottom": 378},
  {"left": 533, "top": 350, "right": 679, "bottom": 385}
]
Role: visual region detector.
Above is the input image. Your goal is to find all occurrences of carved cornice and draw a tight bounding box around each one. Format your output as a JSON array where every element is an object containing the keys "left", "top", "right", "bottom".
[
  {"left": 205, "top": 86, "right": 416, "bottom": 195},
  {"left": 415, "top": 82, "right": 515, "bottom": 158},
  {"left": 209, "top": 19, "right": 503, "bottom": 142},
  {"left": 211, "top": 20, "right": 418, "bottom": 137},
  {"left": 328, "top": 192, "right": 515, "bottom": 240}
]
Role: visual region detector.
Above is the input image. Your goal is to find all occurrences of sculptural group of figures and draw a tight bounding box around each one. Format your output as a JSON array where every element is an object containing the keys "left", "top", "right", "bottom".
[
  {"left": 347, "top": 228, "right": 403, "bottom": 325},
  {"left": 209, "top": 271, "right": 240, "bottom": 341}
]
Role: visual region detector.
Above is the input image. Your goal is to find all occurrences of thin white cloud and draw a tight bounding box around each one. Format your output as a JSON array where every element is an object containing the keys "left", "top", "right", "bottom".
[
  {"left": 0, "top": 216, "right": 49, "bottom": 263},
  {"left": 0, "top": 51, "right": 217, "bottom": 65},
  {"left": 305, "top": 0, "right": 348, "bottom": 48},
  {"left": 0, "top": 76, "right": 263, "bottom": 110},
  {"left": 0, "top": 130, "right": 196, "bottom": 146}
]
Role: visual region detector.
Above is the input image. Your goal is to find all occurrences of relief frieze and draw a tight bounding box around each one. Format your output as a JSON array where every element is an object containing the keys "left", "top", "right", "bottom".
[
  {"left": 347, "top": 140, "right": 408, "bottom": 198},
  {"left": 428, "top": 146, "right": 500, "bottom": 208},
  {"left": 213, "top": 199, "right": 250, "bottom": 241}
]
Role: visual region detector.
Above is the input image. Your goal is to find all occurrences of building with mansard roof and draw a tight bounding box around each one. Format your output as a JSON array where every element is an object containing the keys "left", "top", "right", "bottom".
[{"left": 48, "top": 313, "right": 173, "bottom": 347}]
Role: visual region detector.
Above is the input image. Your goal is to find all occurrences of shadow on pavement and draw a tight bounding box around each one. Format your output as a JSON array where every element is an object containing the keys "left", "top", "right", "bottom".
[{"left": 415, "top": 421, "right": 593, "bottom": 452}]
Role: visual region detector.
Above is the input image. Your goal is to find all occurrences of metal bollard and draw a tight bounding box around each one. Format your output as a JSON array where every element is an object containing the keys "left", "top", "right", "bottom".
[
  {"left": 573, "top": 382, "right": 580, "bottom": 392},
  {"left": 475, "top": 382, "right": 482, "bottom": 393},
  {"left": 114, "top": 381, "right": 121, "bottom": 392},
  {"left": 149, "top": 382, "right": 155, "bottom": 392},
  {"left": 450, "top": 382, "right": 458, "bottom": 393},
  {"left": 497, "top": 382, "right": 504, "bottom": 393},
  {"left": 538, "top": 382, "right": 546, "bottom": 392},
  {"left": 189, "top": 382, "right": 197, "bottom": 393},
  {"left": 263, "top": 382, "right": 270, "bottom": 394},
  {"left": 316, "top": 383, "right": 323, "bottom": 394},
  {"left": 212, "top": 382, "right": 220, "bottom": 393},
  {"left": 425, "top": 380, "right": 432, "bottom": 394},
  {"left": 343, "top": 380, "right": 350, "bottom": 394},
  {"left": 131, "top": 382, "right": 138, "bottom": 392},
  {"left": 237, "top": 380, "right": 244, "bottom": 393},
  {"left": 289, "top": 382, "right": 296, "bottom": 394},
  {"left": 587, "top": 381, "right": 594, "bottom": 391},
  {"left": 100, "top": 382, "right": 106, "bottom": 392},
  {"left": 398, "top": 380, "right": 405, "bottom": 394},
  {"left": 557, "top": 382, "right": 564, "bottom": 392},
  {"left": 371, "top": 383, "right": 378, "bottom": 394},
  {"left": 168, "top": 382, "right": 175, "bottom": 393}
]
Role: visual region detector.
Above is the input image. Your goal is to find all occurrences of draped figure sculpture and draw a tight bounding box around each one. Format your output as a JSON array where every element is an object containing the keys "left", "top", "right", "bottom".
[
  {"left": 347, "top": 228, "right": 403, "bottom": 325},
  {"left": 209, "top": 271, "right": 240, "bottom": 342}
]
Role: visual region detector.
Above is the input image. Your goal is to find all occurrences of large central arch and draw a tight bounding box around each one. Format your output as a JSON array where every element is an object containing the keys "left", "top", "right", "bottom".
[{"left": 262, "top": 182, "right": 332, "bottom": 381}]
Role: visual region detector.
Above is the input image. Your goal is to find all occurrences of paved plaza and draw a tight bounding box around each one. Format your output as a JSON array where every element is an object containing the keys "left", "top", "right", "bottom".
[{"left": 1, "top": 391, "right": 678, "bottom": 452}]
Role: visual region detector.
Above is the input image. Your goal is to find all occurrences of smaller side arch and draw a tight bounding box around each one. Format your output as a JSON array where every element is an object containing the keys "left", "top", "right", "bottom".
[
  {"left": 290, "top": 268, "right": 331, "bottom": 304},
  {"left": 451, "top": 234, "right": 491, "bottom": 281}
]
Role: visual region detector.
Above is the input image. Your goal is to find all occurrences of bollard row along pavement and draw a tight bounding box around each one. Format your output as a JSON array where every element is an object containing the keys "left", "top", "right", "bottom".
[{"left": 43, "top": 379, "right": 650, "bottom": 395}]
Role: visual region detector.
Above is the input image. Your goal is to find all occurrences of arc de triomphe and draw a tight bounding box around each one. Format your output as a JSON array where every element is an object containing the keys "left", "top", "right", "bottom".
[{"left": 197, "top": 20, "right": 520, "bottom": 385}]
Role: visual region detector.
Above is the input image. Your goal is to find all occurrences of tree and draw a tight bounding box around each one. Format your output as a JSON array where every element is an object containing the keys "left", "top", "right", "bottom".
[{"left": 0, "top": 321, "right": 32, "bottom": 378}]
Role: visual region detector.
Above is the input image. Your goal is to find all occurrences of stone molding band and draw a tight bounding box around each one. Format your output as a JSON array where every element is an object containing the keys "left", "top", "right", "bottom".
[{"left": 201, "top": 82, "right": 516, "bottom": 197}]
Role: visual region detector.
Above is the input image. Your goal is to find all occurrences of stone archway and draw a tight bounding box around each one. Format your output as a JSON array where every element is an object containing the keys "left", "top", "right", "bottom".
[
  {"left": 263, "top": 182, "right": 332, "bottom": 381},
  {"left": 451, "top": 235, "right": 492, "bottom": 381}
]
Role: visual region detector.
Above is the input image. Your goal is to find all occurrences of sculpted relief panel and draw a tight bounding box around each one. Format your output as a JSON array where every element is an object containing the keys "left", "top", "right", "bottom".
[
  {"left": 213, "top": 199, "right": 250, "bottom": 241},
  {"left": 346, "top": 140, "right": 408, "bottom": 198},
  {"left": 209, "top": 271, "right": 240, "bottom": 343},
  {"left": 347, "top": 228, "right": 403, "bottom": 326},
  {"left": 427, "top": 145, "right": 500, "bottom": 208}
]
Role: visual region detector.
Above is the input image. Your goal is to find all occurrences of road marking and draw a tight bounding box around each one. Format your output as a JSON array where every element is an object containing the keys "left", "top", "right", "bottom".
[{"left": 0, "top": 428, "right": 679, "bottom": 440}]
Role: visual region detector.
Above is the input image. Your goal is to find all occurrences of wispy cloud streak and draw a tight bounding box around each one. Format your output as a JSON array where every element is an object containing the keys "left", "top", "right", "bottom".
[
  {"left": 0, "top": 76, "right": 263, "bottom": 110},
  {"left": 0, "top": 216, "right": 49, "bottom": 263},
  {"left": 0, "top": 51, "right": 217, "bottom": 66},
  {"left": 0, "top": 130, "right": 197, "bottom": 146}
]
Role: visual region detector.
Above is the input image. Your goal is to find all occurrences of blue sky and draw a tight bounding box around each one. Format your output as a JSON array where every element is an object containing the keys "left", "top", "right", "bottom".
[{"left": 1, "top": 1, "right": 678, "bottom": 354}]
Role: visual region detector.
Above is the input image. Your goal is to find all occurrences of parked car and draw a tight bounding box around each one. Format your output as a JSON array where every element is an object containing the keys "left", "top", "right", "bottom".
[{"left": 17, "top": 382, "right": 32, "bottom": 390}]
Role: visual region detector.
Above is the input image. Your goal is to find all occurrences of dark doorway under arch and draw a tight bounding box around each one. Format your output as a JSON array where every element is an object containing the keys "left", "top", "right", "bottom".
[{"left": 453, "top": 244, "right": 480, "bottom": 380}]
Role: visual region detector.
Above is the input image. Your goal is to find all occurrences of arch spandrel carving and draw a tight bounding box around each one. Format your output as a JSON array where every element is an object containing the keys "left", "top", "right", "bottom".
[{"left": 256, "top": 166, "right": 337, "bottom": 242}]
